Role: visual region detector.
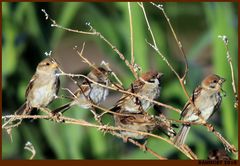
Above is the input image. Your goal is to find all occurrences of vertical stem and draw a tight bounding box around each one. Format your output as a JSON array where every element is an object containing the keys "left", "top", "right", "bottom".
[{"left": 128, "top": 2, "right": 135, "bottom": 66}]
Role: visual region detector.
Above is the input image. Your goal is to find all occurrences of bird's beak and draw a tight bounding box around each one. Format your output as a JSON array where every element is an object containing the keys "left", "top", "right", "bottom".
[
  {"left": 157, "top": 73, "right": 164, "bottom": 81},
  {"left": 49, "top": 57, "right": 59, "bottom": 68},
  {"left": 219, "top": 77, "right": 226, "bottom": 84},
  {"left": 51, "top": 62, "right": 59, "bottom": 69},
  {"left": 157, "top": 73, "right": 164, "bottom": 78}
]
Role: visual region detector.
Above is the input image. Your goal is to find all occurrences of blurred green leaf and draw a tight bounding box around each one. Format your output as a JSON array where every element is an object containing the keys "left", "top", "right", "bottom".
[
  {"left": 88, "top": 127, "right": 107, "bottom": 158},
  {"left": 2, "top": 130, "right": 21, "bottom": 159},
  {"left": 50, "top": 2, "right": 83, "bottom": 48},
  {"left": 39, "top": 114, "right": 67, "bottom": 159}
]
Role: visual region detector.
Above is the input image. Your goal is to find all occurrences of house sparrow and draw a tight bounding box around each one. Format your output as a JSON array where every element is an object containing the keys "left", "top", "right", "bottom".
[
  {"left": 111, "top": 71, "right": 163, "bottom": 114},
  {"left": 114, "top": 112, "right": 176, "bottom": 140},
  {"left": 52, "top": 67, "right": 110, "bottom": 115},
  {"left": 15, "top": 57, "right": 60, "bottom": 115},
  {"left": 173, "top": 74, "right": 225, "bottom": 146},
  {"left": 208, "top": 149, "right": 231, "bottom": 160}
]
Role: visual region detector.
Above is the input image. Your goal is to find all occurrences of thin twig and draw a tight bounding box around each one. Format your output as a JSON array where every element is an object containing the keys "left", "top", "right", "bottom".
[
  {"left": 218, "top": 35, "right": 238, "bottom": 110},
  {"left": 61, "top": 88, "right": 135, "bottom": 117},
  {"left": 74, "top": 42, "right": 98, "bottom": 72},
  {"left": 141, "top": 2, "right": 207, "bottom": 125},
  {"left": 112, "top": 131, "right": 167, "bottom": 160},
  {"left": 24, "top": 141, "right": 36, "bottom": 160},
  {"left": 86, "top": 23, "right": 138, "bottom": 79},
  {"left": 140, "top": 2, "right": 237, "bottom": 155},
  {"left": 73, "top": 43, "right": 124, "bottom": 89},
  {"left": 41, "top": 9, "right": 96, "bottom": 35},
  {"left": 42, "top": 9, "right": 138, "bottom": 79},
  {"left": 3, "top": 113, "right": 196, "bottom": 159},
  {"left": 204, "top": 123, "right": 238, "bottom": 154},
  {"left": 101, "top": 60, "right": 123, "bottom": 86},
  {"left": 58, "top": 72, "right": 181, "bottom": 114},
  {"left": 150, "top": 2, "right": 188, "bottom": 80},
  {"left": 128, "top": 2, "right": 135, "bottom": 66}
]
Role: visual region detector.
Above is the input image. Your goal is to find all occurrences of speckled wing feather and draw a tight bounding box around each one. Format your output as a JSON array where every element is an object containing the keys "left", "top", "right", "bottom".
[
  {"left": 119, "top": 114, "right": 155, "bottom": 126},
  {"left": 180, "top": 86, "right": 202, "bottom": 119},
  {"left": 111, "top": 79, "right": 144, "bottom": 112},
  {"left": 73, "top": 84, "right": 90, "bottom": 97},
  {"left": 211, "top": 93, "right": 222, "bottom": 118},
  {"left": 25, "top": 74, "right": 38, "bottom": 98},
  {"left": 55, "top": 76, "right": 60, "bottom": 95}
]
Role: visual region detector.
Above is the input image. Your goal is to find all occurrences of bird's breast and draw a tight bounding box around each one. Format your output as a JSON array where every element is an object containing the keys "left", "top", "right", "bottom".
[{"left": 28, "top": 78, "right": 57, "bottom": 108}]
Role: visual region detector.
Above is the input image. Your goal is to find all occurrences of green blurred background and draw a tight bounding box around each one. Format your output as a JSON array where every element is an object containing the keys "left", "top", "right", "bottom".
[{"left": 2, "top": 2, "right": 238, "bottom": 159}]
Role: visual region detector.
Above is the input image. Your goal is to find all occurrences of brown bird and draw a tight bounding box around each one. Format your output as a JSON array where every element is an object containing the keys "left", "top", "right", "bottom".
[
  {"left": 114, "top": 112, "right": 176, "bottom": 140},
  {"left": 111, "top": 71, "right": 163, "bottom": 114},
  {"left": 173, "top": 74, "right": 225, "bottom": 146},
  {"left": 52, "top": 67, "right": 110, "bottom": 115},
  {"left": 15, "top": 57, "right": 60, "bottom": 115},
  {"left": 208, "top": 149, "right": 231, "bottom": 160}
]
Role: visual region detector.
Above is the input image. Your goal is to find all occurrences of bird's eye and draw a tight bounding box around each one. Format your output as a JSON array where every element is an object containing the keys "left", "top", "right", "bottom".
[
  {"left": 213, "top": 80, "right": 218, "bottom": 83},
  {"left": 46, "top": 62, "right": 50, "bottom": 66}
]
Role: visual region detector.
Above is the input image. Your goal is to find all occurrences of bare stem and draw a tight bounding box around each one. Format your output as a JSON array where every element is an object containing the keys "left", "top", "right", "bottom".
[
  {"left": 140, "top": 2, "right": 237, "bottom": 155},
  {"left": 143, "top": 2, "right": 207, "bottom": 125},
  {"left": 24, "top": 141, "right": 36, "bottom": 160},
  {"left": 204, "top": 123, "right": 238, "bottom": 154},
  {"left": 41, "top": 9, "right": 138, "bottom": 79},
  {"left": 128, "top": 2, "right": 135, "bottom": 66},
  {"left": 112, "top": 131, "right": 167, "bottom": 160},
  {"left": 150, "top": 2, "right": 188, "bottom": 80},
  {"left": 74, "top": 42, "right": 98, "bottom": 72},
  {"left": 101, "top": 61, "right": 123, "bottom": 86},
  {"left": 218, "top": 35, "right": 238, "bottom": 110},
  {"left": 2, "top": 113, "right": 196, "bottom": 159}
]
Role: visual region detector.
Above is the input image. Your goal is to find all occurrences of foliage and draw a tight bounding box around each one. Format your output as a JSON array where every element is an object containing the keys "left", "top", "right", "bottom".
[{"left": 2, "top": 2, "right": 238, "bottom": 159}]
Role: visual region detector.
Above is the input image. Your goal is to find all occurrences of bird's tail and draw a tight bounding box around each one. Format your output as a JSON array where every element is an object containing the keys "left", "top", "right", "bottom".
[
  {"left": 154, "top": 114, "right": 176, "bottom": 138},
  {"left": 173, "top": 125, "right": 191, "bottom": 146},
  {"left": 15, "top": 102, "right": 30, "bottom": 115},
  {"left": 3, "top": 102, "right": 30, "bottom": 130},
  {"left": 52, "top": 103, "right": 71, "bottom": 115}
]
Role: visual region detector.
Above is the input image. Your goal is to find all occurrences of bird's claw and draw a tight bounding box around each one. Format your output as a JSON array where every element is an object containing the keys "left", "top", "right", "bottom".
[
  {"left": 51, "top": 112, "right": 64, "bottom": 123},
  {"left": 99, "top": 124, "right": 111, "bottom": 134}
]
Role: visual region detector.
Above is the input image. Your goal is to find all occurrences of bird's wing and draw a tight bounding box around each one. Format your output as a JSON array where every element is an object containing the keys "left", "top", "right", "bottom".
[
  {"left": 25, "top": 74, "right": 38, "bottom": 98},
  {"left": 211, "top": 93, "right": 222, "bottom": 118},
  {"left": 120, "top": 115, "right": 154, "bottom": 125},
  {"left": 55, "top": 76, "right": 60, "bottom": 95},
  {"left": 74, "top": 84, "right": 90, "bottom": 97},
  {"left": 180, "top": 86, "right": 202, "bottom": 119}
]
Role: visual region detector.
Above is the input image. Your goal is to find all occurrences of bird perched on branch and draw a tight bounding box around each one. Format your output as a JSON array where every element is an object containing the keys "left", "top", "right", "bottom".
[
  {"left": 173, "top": 74, "right": 225, "bottom": 146},
  {"left": 52, "top": 67, "right": 110, "bottom": 115},
  {"left": 114, "top": 112, "right": 176, "bottom": 141},
  {"left": 15, "top": 57, "right": 60, "bottom": 115},
  {"left": 111, "top": 71, "right": 163, "bottom": 114}
]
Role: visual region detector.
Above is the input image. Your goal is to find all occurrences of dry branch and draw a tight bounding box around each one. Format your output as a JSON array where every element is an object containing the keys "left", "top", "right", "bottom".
[
  {"left": 2, "top": 112, "right": 196, "bottom": 159},
  {"left": 218, "top": 35, "right": 238, "bottom": 110}
]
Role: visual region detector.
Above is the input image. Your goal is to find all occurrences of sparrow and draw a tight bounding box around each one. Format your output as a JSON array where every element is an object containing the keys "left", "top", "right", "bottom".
[
  {"left": 15, "top": 57, "right": 60, "bottom": 115},
  {"left": 173, "top": 74, "right": 225, "bottom": 146},
  {"left": 111, "top": 71, "right": 163, "bottom": 114},
  {"left": 52, "top": 67, "right": 110, "bottom": 115},
  {"left": 114, "top": 112, "right": 176, "bottom": 140},
  {"left": 208, "top": 149, "right": 231, "bottom": 160}
]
